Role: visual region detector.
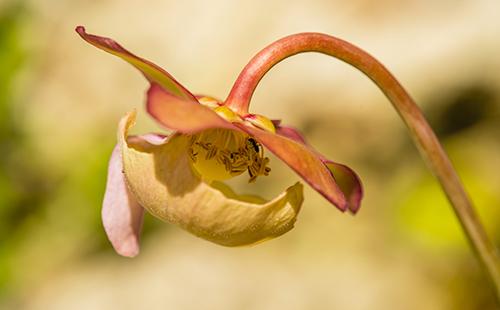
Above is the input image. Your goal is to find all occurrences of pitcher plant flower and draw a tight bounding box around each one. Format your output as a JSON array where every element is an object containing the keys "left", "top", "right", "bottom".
[
  {"left": 76, "top": 27, "right": 500, "bottom": 299},
  {"left": 76, "top": 26, "right": 362, "bottom": 257}
]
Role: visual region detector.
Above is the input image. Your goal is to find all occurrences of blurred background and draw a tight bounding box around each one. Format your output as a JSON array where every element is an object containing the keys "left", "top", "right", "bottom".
[{"left": 1, "top": 0, "right": 500, "bottom": 309}]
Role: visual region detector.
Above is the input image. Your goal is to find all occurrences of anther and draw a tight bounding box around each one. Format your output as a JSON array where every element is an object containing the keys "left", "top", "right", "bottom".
[{"left": 187, "top": 130, "right": 271, "bottom": 182}]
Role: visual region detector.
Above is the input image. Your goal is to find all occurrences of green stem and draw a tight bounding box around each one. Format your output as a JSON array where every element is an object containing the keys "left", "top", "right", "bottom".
[{"left": 225, "top": 33, "right": 500, "bottom": 299}]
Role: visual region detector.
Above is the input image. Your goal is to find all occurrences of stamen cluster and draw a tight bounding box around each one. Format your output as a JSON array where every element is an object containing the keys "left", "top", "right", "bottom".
[{"left": 188, "top": 130, "right": 271, "bottom": 182}]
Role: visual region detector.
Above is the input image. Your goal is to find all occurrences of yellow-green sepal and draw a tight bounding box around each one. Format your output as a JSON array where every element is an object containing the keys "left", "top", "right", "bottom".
[{"left": 118, "top": 111, "right": 304, "bottom": 246}]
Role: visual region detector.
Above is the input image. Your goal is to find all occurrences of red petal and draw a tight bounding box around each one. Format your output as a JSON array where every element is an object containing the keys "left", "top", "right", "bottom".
[
  {"left": 146, "top": 83, "right": 235, "bottom": 133},
  {"left": 275, "top": 124, "right": 363, "bottom": 214},
  {"left": 102, "top": 145, "right": 144, "bottom": 257},
  {"left": 237, "top": 124, "right": 347, "bottom": 211},
  {"left": 75, "top": 26, "right": 196, "bottom": 101}
]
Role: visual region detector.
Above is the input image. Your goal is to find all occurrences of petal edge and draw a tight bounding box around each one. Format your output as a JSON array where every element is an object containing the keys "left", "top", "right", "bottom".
[{"left": 76, "top": 26, "right": 196, "bottom": 101}]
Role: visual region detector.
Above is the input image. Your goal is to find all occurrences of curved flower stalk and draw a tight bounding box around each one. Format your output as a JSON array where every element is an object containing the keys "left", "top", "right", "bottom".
[
  {"left": 76, "top": 27, "right": 363, "bottom": 257},
  {"left": 224, "top": 33, "right": 500, "bottom": 298}
]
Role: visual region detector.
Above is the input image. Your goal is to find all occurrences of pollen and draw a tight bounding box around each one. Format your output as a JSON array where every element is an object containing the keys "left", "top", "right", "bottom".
[{"left": 188, "top": 129, "right": 271, "bottom": 182}]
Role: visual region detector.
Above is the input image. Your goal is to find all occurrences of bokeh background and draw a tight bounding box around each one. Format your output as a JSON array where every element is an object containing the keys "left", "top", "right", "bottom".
[{"left": 1, "top": 0, "right": 500, "bottom": 309}]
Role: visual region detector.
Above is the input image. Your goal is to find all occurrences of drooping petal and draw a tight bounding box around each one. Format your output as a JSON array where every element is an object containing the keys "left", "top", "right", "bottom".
[
  {"left": 146, "top": 84, "right": 349, "bottom": 211},
  {"left": 102, "top": 145, "right": 145, "bottom": 257},
  {"left": 75, "top": 26, "right": 196, "bottom": 101},
  {"left": 275, "top": 124, "right": 363, "bottom": 214},
  {"left": 146, "top": 83, "right": 235, "bottom": 133},
  {"left": 119, "top": 111, "right": 304, "bottom": 246},
  {"left": 237, "top": 124, "right": 347, "bottom": 211}
]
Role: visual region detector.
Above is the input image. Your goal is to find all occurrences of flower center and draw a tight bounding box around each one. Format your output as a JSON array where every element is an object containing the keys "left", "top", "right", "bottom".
[{"left": 188, "top": 129, "right": 271, "bottom": 182}]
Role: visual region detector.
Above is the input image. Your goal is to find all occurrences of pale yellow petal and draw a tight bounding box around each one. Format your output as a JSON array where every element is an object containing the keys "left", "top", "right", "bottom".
[{"left": 118, "top": 111, "right": 304, "bottom": 246}]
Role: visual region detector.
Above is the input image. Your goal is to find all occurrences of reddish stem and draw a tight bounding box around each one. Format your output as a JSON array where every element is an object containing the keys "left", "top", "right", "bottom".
[{"left": 225, "top": 33, "right": 500, "bottom": 299}]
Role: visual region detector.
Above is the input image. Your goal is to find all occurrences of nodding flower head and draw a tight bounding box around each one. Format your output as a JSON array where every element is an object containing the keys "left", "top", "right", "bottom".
[{"left": 77, "top": 26, "right": 362, "bottom": 257}]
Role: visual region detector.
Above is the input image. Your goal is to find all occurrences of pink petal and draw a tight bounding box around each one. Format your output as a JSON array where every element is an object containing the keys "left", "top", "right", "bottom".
[
  {"left": 102, "top": 145, "right": 145, "bottom": 257},
  {"left": 146, "top": 83, "right": 235, "bottom": 133},
  {"left": 75, "top": 26, "right": 196, "bottom": 101},
  {"left": 275, "top": 124, "right": 363, "bottom": 214},
  {"left": 237, "top": 124, "right": 347, "bottom": 211}
]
